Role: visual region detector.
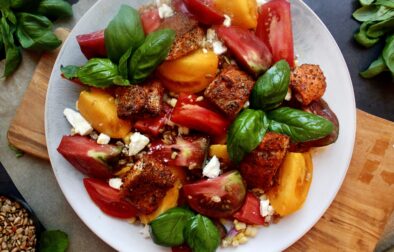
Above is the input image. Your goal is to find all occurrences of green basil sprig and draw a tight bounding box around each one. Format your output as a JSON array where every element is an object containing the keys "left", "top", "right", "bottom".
[
  {"left": 118, "top": 47, "right": 133, "bottom": 79},
  {"left": 267, "top": 107, "right": 334, "bottom": 143},
  {"left": 16, "top": 13, "right": 61, "bottom": 50},
  {"left": 250, "top": 60, "right": 290, "bottom": 111},
  {"left": 184, "top": 215, "right": 220, "bottom": 252},
  {"left": 150, "top": 208, "right": 195, "bottom": 247},
  {"left": 383, "top": 34, "right": 394, "bottom": 72},
  {"left": 227, "top": 109, "right": 270, "bottom": 163},
  {"left": 40, "top": 230, "right": 69, "bottom": 252},
  {"left": 36, "top": 0, "right": 73, "bottom": 19},
  {"left": 360, "top": 55, "right": 389, "bottom": 78},
  {"left": 61, "top": 58, "right": 129, "bottom": 88},
  {"left": 150, "top": 208, "right": 220, "bottom": 252},
  {"left": 129, "top": 29, "right": 175, "bottom": 83},
  {"left": 0, "top": 16, "right": 21, "bottom": 77},
  {"left": 104, "top": 5, "right": 145, "bottom": 63}
]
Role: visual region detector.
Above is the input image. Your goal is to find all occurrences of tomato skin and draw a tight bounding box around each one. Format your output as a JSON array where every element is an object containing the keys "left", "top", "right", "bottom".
[
  {"left": 183, "top": 0, "right": 224, "bottom": 25},
  {"left": 83, "top": 178, "right": 137, "bottom": 219},
  {"left": 172, "top": 0, "right": 195, "bottom": 17},
  {"left": 171, "top": 93, "right": 229, "bottom": 137},
  {"left": 172, "top": 244, "right": 192, "bottom": 252},
  {"left": 216, "top": 26, "right": 272, "bottom": 75},
  {"left": 76, "top": 30, "right": 107, "bottom": 59},
  {"left": 134, "top": 104, "right": 172, "bottom": 136},
  {"left": 140, "top": 8, "right": 161, "bottom": 34},
  {"left": 57, "top": 135, "right": 121, "bottom": 179},
  {"left": 256, "top": 0, "right": 295, "bottom": 68},
  {"left": 233, "top": 193, "right": 265, "bottom": 225},
  {"left": 183, "top": 171, "right": 247, "bottom": 218}
]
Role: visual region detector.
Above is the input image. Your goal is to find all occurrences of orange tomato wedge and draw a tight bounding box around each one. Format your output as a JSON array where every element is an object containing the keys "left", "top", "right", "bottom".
[
  {"left": 267, "top": 152, "right": 313, "bottom": 216},
  {"left": 158, "top": 49, "right": 218, "bottom": 93},
  {"left": 213, "top": 0, "right": 258, "bottom": 29}
]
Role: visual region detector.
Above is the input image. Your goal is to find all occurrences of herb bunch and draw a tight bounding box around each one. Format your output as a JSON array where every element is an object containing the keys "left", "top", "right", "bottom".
[{"left": 0, "top": 0, "right": 73, "bottom": 78}]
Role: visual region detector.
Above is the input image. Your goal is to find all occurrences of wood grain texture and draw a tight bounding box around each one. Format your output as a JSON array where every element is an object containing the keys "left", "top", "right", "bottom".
[
  {"left": 7, "top": 28, "right": 70, "bottom": 160},
  {"left": 6, "top": 28, "right": 394, "bottom": 251}
]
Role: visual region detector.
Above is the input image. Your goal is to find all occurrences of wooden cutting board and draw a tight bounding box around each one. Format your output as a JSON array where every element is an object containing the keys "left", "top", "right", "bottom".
[{"left": 7, "top": 28, "right": 394, "bottom": 252}]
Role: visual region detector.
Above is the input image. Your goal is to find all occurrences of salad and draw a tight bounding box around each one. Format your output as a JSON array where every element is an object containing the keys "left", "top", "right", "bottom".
[{"left": 56, "top": 0, "right": 340, "bottom": 251}]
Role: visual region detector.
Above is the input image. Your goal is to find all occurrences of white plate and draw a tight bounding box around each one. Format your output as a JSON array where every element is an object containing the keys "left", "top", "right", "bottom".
[{"left": 45, "top": 0, "right": 356, "bottom": 251}]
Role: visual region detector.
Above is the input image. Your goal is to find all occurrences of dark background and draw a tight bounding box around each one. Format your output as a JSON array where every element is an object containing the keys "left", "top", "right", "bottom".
[{"left": 67, "top": 0, "right": 394, "bottom": 121}]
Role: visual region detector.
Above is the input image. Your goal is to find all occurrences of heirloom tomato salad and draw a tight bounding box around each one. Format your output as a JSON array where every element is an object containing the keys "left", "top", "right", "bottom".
[{"left": 57, "top": 0, "right": 339, "bottom": 251}]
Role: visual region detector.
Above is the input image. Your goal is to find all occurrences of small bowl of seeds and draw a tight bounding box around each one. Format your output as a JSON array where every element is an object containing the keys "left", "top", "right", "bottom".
[{"left": 0, "top": 195, "right": 43, "bottom": 252}]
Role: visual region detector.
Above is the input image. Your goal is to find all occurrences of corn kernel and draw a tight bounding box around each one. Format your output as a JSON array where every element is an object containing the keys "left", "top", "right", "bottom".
[
  {"left": 235, "top": 221, "right": 247, "bottom": 231},
  {"left": 239, "top": 236, "right": 249, "bottom": 244},
  {"left": 231, "top": 240, "right": 239, "bottom": 247}
]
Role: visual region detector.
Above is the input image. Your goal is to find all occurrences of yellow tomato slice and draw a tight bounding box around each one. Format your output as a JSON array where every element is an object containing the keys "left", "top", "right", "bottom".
[
  {"left": 209, "top": 145, "right": 230, "bottom": 162},
  {"left": 213, "top": 0, "right": 258, "bottom": 29},
  {"left": 158, "top": 49, "right": 218, "bottom": 93},
  {"left": 78, "top": 89, "right": 132, "bottom": 138},
  {"left": 267, "top": 152, "right": 313, "bottom": 216}
]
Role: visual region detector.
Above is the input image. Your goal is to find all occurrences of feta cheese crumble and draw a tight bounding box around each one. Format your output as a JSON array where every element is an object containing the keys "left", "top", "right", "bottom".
[
  {"left": 128, "top": 132, "right": 150, "bottom": 156},
  {"left": 243, "top": 101, "right": 250, "bottom": 108},
  {"left": 256, "top": 0, "right": 269, "bottom": 7},
  {"left": 97, "top": 133, "right": 111, "bottom": 145},
  {"left": 260, "top": 197, "right": 275, "bottom": 222},
  {"left": 108, "top": 178, "right": 123, "bottom": 190},
  {"left": 206, "top": 29, "right": 227, "bottom": 55},
  {"left": 203, "top": 156, "right": 221, "bottom": 178},
  {"left": 140, "top": 224, "right": 151, "bottom": 239},
  {"left": 223, "top": 14, "right": 232, "bottom": 27},
  {"left": 158, "top": 3, "right": 174, "bottom": 18},
  {"left": 285, "top": 88, "right": 292, "bottom": 101},
  {"left": 63, "top": 108, "right": 93, "bottom": 136}
]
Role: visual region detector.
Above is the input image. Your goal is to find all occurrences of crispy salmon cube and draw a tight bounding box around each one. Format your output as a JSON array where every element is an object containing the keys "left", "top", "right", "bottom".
[
  {"left": 115, "top": 80, "right": 164, "bottom": 119},
  {"left": 290, "top": 64, "right": 327, "bottom": 106},
  {"left": 204, "top": 66, "right": 255, "bottom": 118},
  {"left": 120, "top": 157, "right": 176, "bottom": 214},
  {"left": 240, "top": 132, "right": 290, "bottom": 191},
  {"left": 167, "top": 26, "right": 205, "bottom": 60}
]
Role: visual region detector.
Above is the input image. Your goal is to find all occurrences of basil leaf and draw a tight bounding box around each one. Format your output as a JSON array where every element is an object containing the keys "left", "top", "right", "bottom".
[
  {"left": 360, "top": 55, "right": 389, "bottom": 78},
  {"left": 0, "top": 31, "right": 5, "bottom": 60},
  {"left": 184, "top": 215, "right": 220, "bottom": 252},
  {"left": 16, "top": 13, "right": 61, "bottom": 50},
  {"left": 129, "top": 29, "right": 175, "bottom": 83},
  {"left": 10, "top": 0, "right": 34, "bottom": 9},
  {"left": 40, "top": 230, "right": 69, "bottom": 252},
  {"left": 104, "top": 5, "right": 145, "bottom": 63},
  {"left": 268, "top": 107, "right": 334, "bottom": 143},
  {"left": 353, "top": 5, "right": 394, "bottom": 22},
  {"left": 251, "top": 60, "right": 290, "bottom": 111},
  {"left": 359, "top": 0, "right": 375, "bottom": 6},
  {"left": 60, "top": 65, "right": 79, "bottom": 79},
  {"left": 37, "top": 0, "right": 73, "bottom": 19},
  {"left": 150, "top": 207, "right": 195, "bottom": 247},
  {"left": 227, "top": 109, "right": 269, "bottom": 163},
  {"left": 118, "top": 47, "right": 133, "bottom": 79},
  {"left": 0, "top": 16, "right": 21, "bottom": 77},
  {"left": 113, "top": 75, "right": 130, "bottom": 86},
  {"left": 366, "top": 17, "right": 394, "bottom": 38},
  {"left": 354, "top": 21, "right": 380, "bottom": 47},
  {"left": 375, "top": 0, "right": 394, "bottom": 8},
  {"left": 383, "top": 34, "right": 394, "bottom": 73},
  {"left": 76, "top": 58, "right": 119, "bottom": 88},
  {"left": 0, "top": 0, "right": 11, "bottom": 10}
]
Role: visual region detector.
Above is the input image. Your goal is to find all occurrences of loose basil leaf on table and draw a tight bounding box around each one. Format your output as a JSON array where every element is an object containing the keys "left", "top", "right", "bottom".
[
  {"left": 0, "top": 16, "right": 22, "bottom": 77},
  {"left": 353, "top": 5, "right": 394, "bottom": 22},
  {"left": 227, "top": 109, "right": 270, "bottom": 164},
  {"left": 359, "top": 0, "right": 375, "bottom": 6},
  {"left": 61, "top": 58, "right": 128, "bottom": 88},
  {"left": 360, "top": 55, "right": 389, "bottom": 78},
  {"left": 118, "top": 47, "right": 133, "bottom": 79},
  {"left": 16, "top": 13, "right": 62, "bottom": 50},
  {"left": 40, "top": 230, "right": 69, "bottom": 252},
  {"left": 375, "top": 0, "right": 394, "bottom": 8},
  {"left": 382, "top": 34, "right": 394, "bottom": 73},
  {"left": 250, "top": 60, "right": 290, "bottom": 111},
  {"left": 354, "top": 21, "right": 381, "bottom": 48},
  {"left": 129, "top": 29, "right": 175, "bottom": 83},
  {"left": 104, "top": 5, "right": 145, "bottom": 63},
  {"left": 184, "top": 215, "right": 220, "bottom": 252},
  {"left": 36, "top": 0, "right": 73, "bottom": 19},
  {"left": 268, "top": 107, "right": 334, "bottom": 143},
  {"left": 150, "top": 207, "right": 195, "bottom": 247},
  {"left": 366, "top": 17, "right": 394, "bottom": 38}
]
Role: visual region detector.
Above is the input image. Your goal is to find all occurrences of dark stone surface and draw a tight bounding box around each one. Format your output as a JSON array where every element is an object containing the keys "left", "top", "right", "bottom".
[{"left": 303, "top": 0, "right": 394, "bottom": 121}]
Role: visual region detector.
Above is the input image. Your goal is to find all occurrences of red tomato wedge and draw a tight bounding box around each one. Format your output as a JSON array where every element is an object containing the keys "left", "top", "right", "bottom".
[
  {"left": 171, "top": 93, "right": 229, "bottom": 137},
  {"left": 183, "top": 0, "right": 224, "bottom": 25},
  {"left": 83, "top": 178, "right": 137, "bottom": 219},
  {"left": 172, "top": 0, "right": 195, "bottom": 17},
  {"left": 57, "top": 135, "right": 121, "bottom": 179},
  {"left": 183, "top": 171, "right": 246, "bottom": 218},
  {"left": 256, "top": 0, "right": 295, "bottom": 68},
  {"left": 233, "top": 193, "right": 265, "bottom": 225},
  {"left": 140, "top": 8, "right": 161, "bottom": 34},
  {"left": 216, "top": 26, "right": 272, "bottom": 75},
  {"left": 148, "top": 136, "right": 209, "bottom": 169},
  {"left": 76, "top": 30, "right": 107, "bottom": 59},
  {"left": 134, "top": 104, "right": 172, "bottom": 136}
]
